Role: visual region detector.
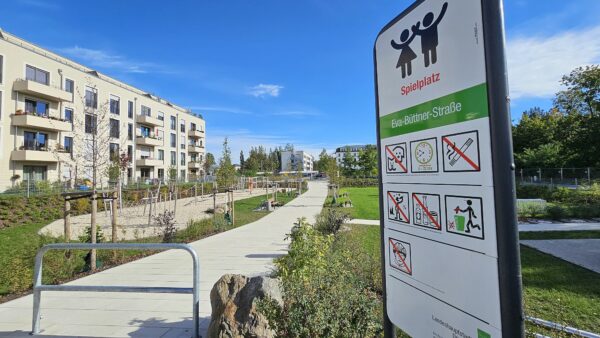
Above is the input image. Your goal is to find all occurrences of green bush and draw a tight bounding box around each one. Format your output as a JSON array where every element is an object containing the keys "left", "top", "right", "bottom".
[
  {"left": 516, "top": 184, "right": 553, "bottom": 200},
  {"left": 259, "top": 222, "right": 382, "bottom": 337},
  {"left": 546, "top": 205, "right": 568, "bottom": 220},
  {"left": 315, "top": 208, "right": 349, "bottom": 235},
  {"left": 517, "top": 203, "right": 547, "bottom": 219},
  {"left": 571, "top": 204, "right": 600, "bottom": 219},
  {"left": 333, "top": 177, "right": 378, "bottom": 188}
]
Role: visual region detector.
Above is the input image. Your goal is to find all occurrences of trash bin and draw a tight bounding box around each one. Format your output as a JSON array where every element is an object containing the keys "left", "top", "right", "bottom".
[{"left": 454, "top": 215, "right": 465, "bottom": 232}]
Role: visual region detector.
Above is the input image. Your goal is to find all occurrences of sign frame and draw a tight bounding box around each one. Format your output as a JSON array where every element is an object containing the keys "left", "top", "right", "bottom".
[{"left": 373, "top": 0, "right": 524, "bottom": 337}]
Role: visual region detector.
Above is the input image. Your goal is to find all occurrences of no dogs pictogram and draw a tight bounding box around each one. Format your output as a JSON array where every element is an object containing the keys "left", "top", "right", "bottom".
[
  {"left": 442, "top": 130, "right": 480, "bottom": 172},
  {"left": 385, "top": 143, "right": 408, "bottom": 174},
  {"left": 389, "top": 238, "right": 412, "bottom": 275},
  {"left": 412, "top": 193, "right": 441, "bottom": 230},
  {"left": 387, "top": 191, "right": 410, "bottom": 224}
]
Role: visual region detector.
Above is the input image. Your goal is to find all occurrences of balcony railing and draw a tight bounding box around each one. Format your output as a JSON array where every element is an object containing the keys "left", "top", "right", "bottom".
[
  {"left": 14, "top": 78, "right": 72, "bottom": 102},
  {"left": 11, "top": 110, "right": 72, "bottom": 132}
]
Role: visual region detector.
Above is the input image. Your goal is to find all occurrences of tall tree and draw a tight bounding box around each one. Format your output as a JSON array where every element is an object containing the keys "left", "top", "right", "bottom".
[
  {"left": 554, "top": 65, "right": 600, "bottom": 117},
  {"left": 240, "top": 150, "right": 245, "bottom": 168},
  {"left": 341, "top": 150, "right": 357, "bottom": 177},
  {"left": 357, "top": 145, "right": 378, "bottom": 177}
]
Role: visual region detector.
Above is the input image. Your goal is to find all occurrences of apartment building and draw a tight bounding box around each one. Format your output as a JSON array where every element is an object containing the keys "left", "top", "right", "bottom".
[
  {"left": 0, "top": 30, "right": 206, "bottom": 191},
  {"left": 280, "top": 150, "right": 314, "bottom": 172},
  {"left": 334, "top": 144, "right": 375, "bottom": 168}
]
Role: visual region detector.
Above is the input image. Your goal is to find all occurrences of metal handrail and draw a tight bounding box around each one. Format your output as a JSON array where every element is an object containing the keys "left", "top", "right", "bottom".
[{"left": 31, "top": 243, "right": 200, "bottom": 338}]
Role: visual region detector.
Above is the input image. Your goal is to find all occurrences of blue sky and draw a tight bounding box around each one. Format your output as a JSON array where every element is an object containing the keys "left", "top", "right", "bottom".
[{"left": 2, "top": 0, "right": 599, "bottom": 162}]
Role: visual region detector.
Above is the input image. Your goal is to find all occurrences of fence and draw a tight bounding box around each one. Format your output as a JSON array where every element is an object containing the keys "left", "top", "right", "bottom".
[
  {"left": 31, "top": 243, "right": 201, "bottom": 338},
  {"left": 515, "top": 167, "right": 600, "bottom": 187}
]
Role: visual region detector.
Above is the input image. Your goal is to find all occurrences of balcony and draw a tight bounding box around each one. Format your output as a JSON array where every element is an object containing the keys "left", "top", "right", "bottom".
[
  {"left": 11, "top": 146, "right": 60, "bottom": 162},
  {"left": 188, "top": 144, "right": 204, "bottom": 153},
  {"left": 136, "top": 158, "right": 163, "bottom": 167},
  {"left": 137, "top": 114, "right": 163, "bottom": 127},
  {"left": 13, "top": 79, "right": 72, "bottom": 102},
  {"left": 188, "top": 161, "right": 202, "bottom": 169},
  {"left": 11, "top": 112, "right": 72, "bottom": 132},
  {"left": 136, "top": 136, "right": 163, "bottom": 147},
  {"left": 189, "top": 129, "right": 204, "bottom": 138}
]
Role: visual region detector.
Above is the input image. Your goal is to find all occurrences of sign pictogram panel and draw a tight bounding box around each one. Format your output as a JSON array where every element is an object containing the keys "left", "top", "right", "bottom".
[
  {"left": 410, "top": 137, "right": 438, "bottom": 173},
  {"left": 442, "top": 130, "right": 481, "bottom": 172},
  {"left": 385, "top": 143, "right": 409, "bottom": 174},
  {"left": 387, "top": 191, "right": 410, "bottom": 224},
  {"left": 389, "top": 238, "right": 412, "bottom": 275},
  {"left": 412, "top": 193, "right": 441, "bottom": 230},
  {"left": 445, "top": 195, "right": 484, "bottom": 239}
]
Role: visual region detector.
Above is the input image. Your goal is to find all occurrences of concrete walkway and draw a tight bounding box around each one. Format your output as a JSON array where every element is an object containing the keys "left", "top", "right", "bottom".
[
  {"left": 348, "top": 218, "right": 600, "bottom": 232},
  {"left": 521, "top": 239, "right": 600, "bottom": 273},
  {"left": 40, "top": 189, "right": 259, "bottom": 240},
  {"left": 0, "top": 181, "right": 328, "bottom": 338}
]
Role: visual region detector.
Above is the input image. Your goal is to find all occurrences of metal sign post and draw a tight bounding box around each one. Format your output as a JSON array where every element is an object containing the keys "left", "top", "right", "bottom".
[{"left": 374, "top": 0, "right": 523, "bottom": 337}]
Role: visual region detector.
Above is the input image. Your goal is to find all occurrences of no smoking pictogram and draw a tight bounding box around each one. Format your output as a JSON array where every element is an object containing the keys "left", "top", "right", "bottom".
[{"left": 442, "top": 130, "right": 481, "bottom": 172}]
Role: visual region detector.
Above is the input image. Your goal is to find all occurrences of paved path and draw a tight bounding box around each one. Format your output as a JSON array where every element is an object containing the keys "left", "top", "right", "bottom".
[
  {"left": 348, "top": 218, "right": 600, "bottom": 232},
  {"left": 521, "top": 239, "right": 600, "bottom": 273},
  {"left": 0, "top": 181, "right": 328, "bottom": 338},
  {"left": 40, "top": 189, "right": 260, "bottom": 240}
]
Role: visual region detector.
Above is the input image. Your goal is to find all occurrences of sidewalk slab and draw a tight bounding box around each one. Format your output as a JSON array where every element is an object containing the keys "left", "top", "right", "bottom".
[
  {"left": 521, "top": 239, "right": 600, "bottom": 273},
  {"left": 0, "top": 181, "right": 328, "bottom": 338}
]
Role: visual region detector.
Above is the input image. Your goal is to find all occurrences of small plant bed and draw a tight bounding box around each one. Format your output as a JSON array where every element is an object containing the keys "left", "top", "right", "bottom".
[
  {"left": 517, "top": 184, "right": 600, "bottom": 222},
  {"left": 324, "top": 186, "right": 380, "bottom": 220},
  {"left": 0, "top": 192, "right": 304, "bottom": 304}
]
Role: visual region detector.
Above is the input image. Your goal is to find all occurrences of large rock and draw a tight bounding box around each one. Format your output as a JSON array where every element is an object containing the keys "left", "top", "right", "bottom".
[{"left": 207, "top": 274, "right": 282, "bottom": 338}]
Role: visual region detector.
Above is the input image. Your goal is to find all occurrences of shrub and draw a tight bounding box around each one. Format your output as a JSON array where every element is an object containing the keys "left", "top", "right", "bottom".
[
  {"left": 154, "top": 210, "right": 177, "bottom": 243},
  {"left": 259, "top": 223, "right": 382, "bottom": 337},
  {"left": 546, "top": 205, "right": 568, "bottom": 220},
  {"left": 78, "top": 225, "right": 105, "bottom": 243},
  {"left": 516, "top": 184, "right": 553, "bottom": 200},
  {"left": 571, "top": 204, "right": 600, "bottom": 219},
  {"left": 315, "top": 208, "right": 350, "bottom": 235}
]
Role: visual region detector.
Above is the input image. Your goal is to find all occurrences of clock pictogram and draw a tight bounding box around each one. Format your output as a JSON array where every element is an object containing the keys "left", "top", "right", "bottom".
[{"left": 415, "top": 141, "right": 434, "bottom": 164}]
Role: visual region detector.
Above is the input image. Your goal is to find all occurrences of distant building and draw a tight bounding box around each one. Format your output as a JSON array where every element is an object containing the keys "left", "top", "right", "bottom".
[
  {"left": 334, "top": 145, "right": 375, "bottom": 168},
  {"left": 280, "top": 150, "right": 314, "bottom": 172}
]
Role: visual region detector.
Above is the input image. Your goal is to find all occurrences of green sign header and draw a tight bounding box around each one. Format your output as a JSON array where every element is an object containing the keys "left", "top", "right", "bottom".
[{"left": 379, "top": 83, "right": 489, "bottom": 139}]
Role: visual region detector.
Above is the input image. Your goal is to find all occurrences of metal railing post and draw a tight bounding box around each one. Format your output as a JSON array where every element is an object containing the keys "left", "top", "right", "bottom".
[{"left": 31, "top": 243, "right": 200, "bottom": 337}]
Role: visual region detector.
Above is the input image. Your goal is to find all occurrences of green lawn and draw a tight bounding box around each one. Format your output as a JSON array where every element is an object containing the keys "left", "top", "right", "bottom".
[
  {"left": 0, "top": 191, "right": 303, "bottom": 302},
  {"left": 520, "top": 230, "right": 600, "bottom": 240},
  {"left": 324, "top": 186, "right": 380, "bottom": 219},
  {"left": 340, "top": 225, "right": 600, "bottom": 335}
]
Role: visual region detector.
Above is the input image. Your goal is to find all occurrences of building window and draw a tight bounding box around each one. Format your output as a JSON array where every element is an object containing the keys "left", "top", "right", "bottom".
[
  {"left": 64, "top": 108, "right": 73, "bottom": 123},
  {"left": 85, "top": 114, "right": 97, "bottom": 134},
  {"left": 109, "top": 143, "right": 119, "bottom": 159},
  {"left": 127, "top": 145, "right": 133, "bottom": 159},
  {"left": 157, "top": 111, "right": 164, "bottom": 121},
  {"left": 25, "top": 65, "right": 49, "bottom": 85},
  {"left": 180, "top": 135, "right": 185, "bottom": 149},
  {"left": 110, "top": 95, "right": 120, "bottom": 115},
  {"left": 180, "top": 169, "right": 186, "bottom": 180},
  {"left": 170, "top": 133, "right": 176, "bottom": 148},
  {"left": 25, "top": 99, "right": 49, "bottom": 116},
  {"left": 85, "top": 87, "right": 97, "bottom": 109},
  {"left": 64, "top": 136, "right": 73, "bottom": 154},
  {"left": 110, "top": 118, "right": 120, "bottom": 138},
  {"left": 24, "top": 131, "right": 48, "bottom": 150},
  {"left": 158, "top": 169, "right": 164, "bottom": 180},
  {"left": 170, "top": 151, "right": 176, "bottom": 166},
  {"left": 158, "top": 149, "right": 164, "bottom": 161},
  {"left": 180, "top": 119, "right": 185, "bottom": 133},
  {"left": 180, "top": 152, "right": 186, "bottom": 166},
  {"left": 127, "top": 123, "right": 133, "bottom": 140},
  {"left": 170, "top": 116, "right": 176, "bottom": 130},
  {"left": 190, "top": 122, "right": 196, "bottom": 131},
  {"left": 23, "top": 166, "right": 47, "bottom": 181},
  {"left": 140, "top": 125, "right": 151, "bottom": 138},
  {"left": 141, "top": 105, "right": 151, "bottom": 117},
  {"left": 65, "top": 79, "right": 74, "bottom": 93},
  {"left": 128, "top": 100, "right": 133, "bottom": 118}
]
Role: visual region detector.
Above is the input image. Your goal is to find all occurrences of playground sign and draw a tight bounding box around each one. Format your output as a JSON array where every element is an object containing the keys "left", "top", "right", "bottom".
[{"left": 374, "top": 0, "right": 523, "bottom": 337}]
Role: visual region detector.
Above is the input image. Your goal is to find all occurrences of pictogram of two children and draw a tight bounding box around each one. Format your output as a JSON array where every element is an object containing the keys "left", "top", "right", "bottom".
[{"left": 391, "top": 2, "right": 448, "bottom": 78}]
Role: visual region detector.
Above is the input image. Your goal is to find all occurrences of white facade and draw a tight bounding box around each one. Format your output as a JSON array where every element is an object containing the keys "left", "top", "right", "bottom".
[
  {"left": 334, "top": 144, "right": 374, "bottom": 168},
  {"left": 280, "top": 150, "right": 314, "bottom": 172},
  {"left": 0, "top": 30, "right": 206, "bottom": 191}
]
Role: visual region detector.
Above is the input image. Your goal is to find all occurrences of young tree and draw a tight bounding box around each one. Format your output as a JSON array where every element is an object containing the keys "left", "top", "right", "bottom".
[
  {"left": 358, "top": 145, "right": 378, "bottom": 177},
  {"left": 240, "top": 150, "right": 245, "bottom": 169},
  {"left": 216, "top": 138, "right": 236, "bottom": 189},
  {"left": 204, "top": 152, "right": 215, "bottom": 176},
  {"left": 341, "top": 150, "right": 357, "bottom": 177}
]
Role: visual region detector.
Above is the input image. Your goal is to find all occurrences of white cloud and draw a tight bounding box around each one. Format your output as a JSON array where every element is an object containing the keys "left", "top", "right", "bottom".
[
  {"left": 57, "top": 46, "right": 168, "bottom": 74},
  {"left": 205, "top": 128, "right": 333, "bottom": 164},
  {"left": 247, "top": 84, "right": 284, "bottom": 98},
  {"left": 507, "top": 25, "right": 600, "bottom": 99}
]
